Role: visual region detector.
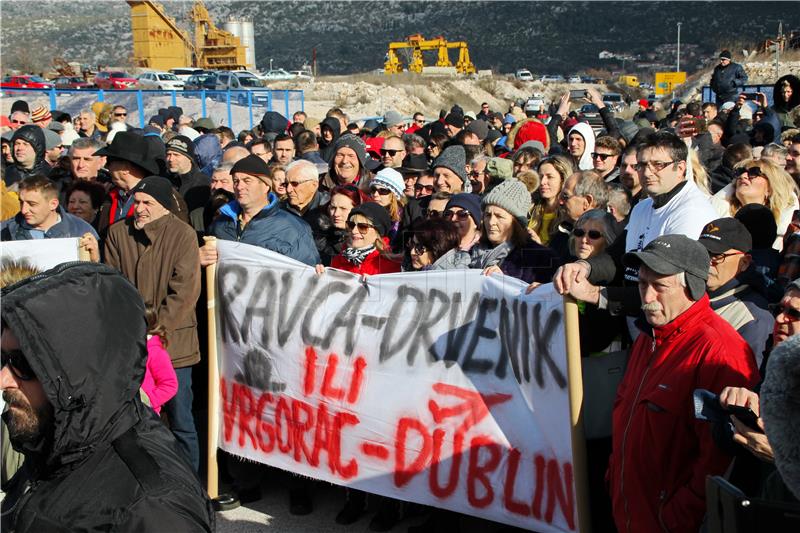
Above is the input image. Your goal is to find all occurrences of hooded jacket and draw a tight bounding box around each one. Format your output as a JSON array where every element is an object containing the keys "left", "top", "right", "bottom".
[
  {"left": 1, "top": 205, "right": 98, "bottom": 241},
  {"left": 4, "top": 125, "right": 52, "bottom": 187},
  {"left": 259, "top": 111, "right": 289, "bottom": 135},
  {"left": 193, "top": 133, "right": 223, "bottom": 177},
  {"left": 770, "top": 74, "right": 800, "bottom": 128},
  {"left": 567, "top": 122, "right": 596, "bottom": 170},
  {"left": 608, "top": 295, "right": 758, "bottom": 533},
  {"left": 209, "top": 192, "right": 321, "bottom": 266},
  {"left": 0, "top": 262, "right": 214, "bottom": 532},
  {"left": 319, "top": 117, "right": 342, "bottom": 162}
]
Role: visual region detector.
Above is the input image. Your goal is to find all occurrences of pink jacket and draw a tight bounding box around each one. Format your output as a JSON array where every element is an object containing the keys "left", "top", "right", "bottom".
[{"left": 143, "top": 335, "right": 178, "bottom": 414}]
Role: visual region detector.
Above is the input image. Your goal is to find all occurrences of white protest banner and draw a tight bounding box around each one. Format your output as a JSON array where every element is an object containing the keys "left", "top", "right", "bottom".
[
  {"left": 0, "top": 238, "right": 81, "bottom": 270},
  {"left": 214, "top": 240, "right": 577, "bottom": 532}
]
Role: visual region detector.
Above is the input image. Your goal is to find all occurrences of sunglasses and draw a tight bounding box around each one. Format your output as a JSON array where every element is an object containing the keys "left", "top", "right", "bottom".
[
  {"left": 11, "top": 119, "right": 26, "bottom": 125},
  {"left": 380, "top": 149, "right": 402, "bottom": 157},
  {"left": 739, "top": 167, "right": 765, "bottom": 180},
  {"left": 408, "top": 242, "right": 427, "bottom": 255},
  {"left": 591, "top": 152, "right": 615, "bottom": 161},
  {"left": 114, "top": 113, "right": 127, "bottom": 117},
  {"left": 1, "top": 349, "right": 35, "bottom": 381},
  {"left": 370, "top": 186, "right": 392, "bottom": 196},
  {"left": 415, "top": 119, "right": 425, "bottom": 124},
  {"left": 770, "top": 303, "right": 800, "bottom": 321},
  {"left": 572, "top": 228, "right": 603, "bottom": 240},
  {"left": 444, "top": 209, "right": 470, "bottom": 220},
  {"left": 414, "top": 183, "right": 435, "bottom": 193},
  {"left": 284, "top": 179, "right": 313, "bottom": 189},
  {"left": 346, "top": 220, "right": 375, "bottom": 232},
  {"left": 427, "top": 209, "right": 443, "bottom": 218}
]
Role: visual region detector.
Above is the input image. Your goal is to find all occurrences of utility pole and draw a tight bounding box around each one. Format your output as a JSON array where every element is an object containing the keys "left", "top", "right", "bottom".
[
  {"left": 676, "top": 22, "right": 682, "bottom": 72},
  {"left": 776, "top": 21, "right": 783, "bottom": 79}
]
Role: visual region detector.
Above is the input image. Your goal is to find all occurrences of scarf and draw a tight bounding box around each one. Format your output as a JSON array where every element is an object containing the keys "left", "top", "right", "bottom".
[{"left": 342, "top": 245, "right": 375, "bottom": 266}]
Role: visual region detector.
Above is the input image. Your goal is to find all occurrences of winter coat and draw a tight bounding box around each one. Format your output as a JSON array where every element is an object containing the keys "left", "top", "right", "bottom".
[
  {"left": 1, "top": 205, "right": 98, "bottom": 241},
  {"left": 709, "top": 278, "right": 774, "bottom": 366},
  {"left": 209, "top": 193, "right": 321, "bottom": 266},
  {"left": 319, "top": 117, "right": 342, "bottom": 162},
  {"left": 193, "top": 133, "right": 222, "bottom": 176},
  {"left": 710, "top": 61, "right": 748, "bottom": 103},
  {"left": 260, "top": 110, "right": 289, "bottom": 135},
  {"left": 330, "top": 246, "right": 402, "bottom": 275},
  {"left": 143, "top": 335, "right": 179, "bottom": 414},
  {"left": 4, "top": 125, "right": 52, "bottom": 187},
  {"left": 770, "top": 74, "right": 800, "bottom": 128},
  {"left": 567, "top": 122, "right": 596, "bottom": 170},
  {"left": 104, "top": 214, "right": 202, "bottom": 368},
  {"left": 497, "top": 239, "right": 561, "bottom": 284},
  {"left": 0, "top": 263, "right": 214, "bottom": 532},
  {"left": 608, "top": 295, "right": 759, "bottom": 533},
  {"left": 167, "top": 164, "right": 211, "bottom": 232}
]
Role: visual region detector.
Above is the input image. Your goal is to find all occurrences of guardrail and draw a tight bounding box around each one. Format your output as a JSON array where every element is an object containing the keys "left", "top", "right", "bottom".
[
  {"left": 701, "top": 85, "right": 774, "bottom": 105},
  {"left": 1, "top": 87, "right": 304, "bottom": 132}
]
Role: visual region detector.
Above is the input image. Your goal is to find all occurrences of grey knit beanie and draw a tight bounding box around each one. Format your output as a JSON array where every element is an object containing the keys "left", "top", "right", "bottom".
[
  {"left": 481, "top": 178, "right": 532, "bottom": 227},
  {"left": 333, "top": 133, "right": 367, "bottom": 167},
  {"left": 432, "top": 145, "right": 467, "bottom": 184}
]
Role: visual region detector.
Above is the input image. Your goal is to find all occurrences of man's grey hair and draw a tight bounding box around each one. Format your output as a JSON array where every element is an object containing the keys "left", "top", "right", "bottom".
[
  {"left": 403, "top": 133, "right": 426, "bottom": 150},
  {"left": 572, "top": 170, "right": 609, "bottom": 208},
  {"left": 286, "top": 159, "right": 319, "bottom": 181},
  {"left": 762, "top": 143, "right": 788, "bottom": 161},
  {"left": 68, "top": 137, "right": 105, "bottom": 156},
  {"left": 80, "top": 109, "right": 96, "bottom": 119},
  {"left": 470, "top": 155, "right": 490, "bottom": 167},
  {"left": 607, "top": 183, "right": 632, "bottom": 218},
  {"left": 213, "top": 161, "right": 235, "bottom": 174}
]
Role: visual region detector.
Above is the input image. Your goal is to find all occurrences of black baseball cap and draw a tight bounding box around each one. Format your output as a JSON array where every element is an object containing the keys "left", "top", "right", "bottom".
[
  {"left": 698, "top": 218, "right": 752, "bottom": 255},
  {"left": 623, "top": 234, "right": 710, "bottom": 300}
]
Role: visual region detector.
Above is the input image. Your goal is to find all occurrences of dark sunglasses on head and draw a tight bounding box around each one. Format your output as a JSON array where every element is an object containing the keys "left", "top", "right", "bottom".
[
  {"left": 370, "top": 186, "right": 392, "bottom": 196},
  {"left": 414, "top": 183, "right": 435, "bottom": 193},
  {"left": 346, "top": 220, "right": 375, "bottom": 232},
  {"left": 591, "top": 152, "right": 614, "bottom": 161},
  {"left": 572, "top": 228, "right": 603, "bottom": 240},
  {"left": 1, "top": 349, "right": 35, "bottom": 381},
  {"left": 444, "top": 209, "right": 470, "bottom": 220},
  {"left": 380, "top": 149, "right": 402, "bottom": 156},
  {"left": 770, "top": 303, "right": 800, "bottom": 320}
]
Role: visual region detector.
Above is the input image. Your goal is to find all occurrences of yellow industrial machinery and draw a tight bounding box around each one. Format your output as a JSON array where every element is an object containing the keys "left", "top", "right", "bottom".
[
  {"left": 385, "top": 34, "right": 475, "bottom": 75},
  {"left": 127, "top": 0, "right": 249, "bottom": 71}
]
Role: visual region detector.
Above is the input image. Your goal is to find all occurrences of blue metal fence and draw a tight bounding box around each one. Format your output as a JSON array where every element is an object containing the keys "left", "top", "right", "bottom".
[
  {"left": 1, "top": 87, "right": 304, "bottom": 132},
  {"left": 701, "top": 85, "right": 774, "bottom": 105}
]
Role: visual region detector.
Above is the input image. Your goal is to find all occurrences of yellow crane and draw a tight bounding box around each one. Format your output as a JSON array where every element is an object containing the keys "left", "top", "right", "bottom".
[{"left": 385, "top": 34, "right": 475, "bottom": 75}]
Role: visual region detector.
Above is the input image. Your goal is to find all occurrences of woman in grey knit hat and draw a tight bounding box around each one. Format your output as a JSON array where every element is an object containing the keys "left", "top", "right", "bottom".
[{"left": 470, "top": 178, "right": 560, "bottom": 283}]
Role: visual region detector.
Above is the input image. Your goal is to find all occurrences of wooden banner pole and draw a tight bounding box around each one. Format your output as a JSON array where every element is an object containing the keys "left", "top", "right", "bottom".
[
  {"left": 204, "top": 237, "right": 219, "bottom": 498},
  {"left": 563, "top": 295, "right": 592, "bottom": 533}
]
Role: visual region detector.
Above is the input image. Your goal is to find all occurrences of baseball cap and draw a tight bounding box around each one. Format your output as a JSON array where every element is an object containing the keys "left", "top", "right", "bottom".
[
  {"left": 623, "top": 234, "right": 710, "bottom": 300},
  {"left": 698, "top": 218, "right": 752, "bottom": 255}
]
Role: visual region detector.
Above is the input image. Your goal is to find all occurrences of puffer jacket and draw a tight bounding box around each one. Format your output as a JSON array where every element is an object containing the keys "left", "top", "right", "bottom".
[
  {"left": 193, "top": 133, "right": 222, "bottom": 176},
  {"left": 1, "top": 205, "right": 98, "bottom": 241},
  {"left": 608, "top": 295, "right": 759, "bottom": 533},
  {"left": 0, "top": 263, "right": 214, "bottom": 532},
  {"left": 209, "top": 192, "right": 321, "bottom": 266},
  {"left": 4, "top": 125, "right": 52, "bottom": 187},
  {"left": 710, "top": 61, "right": 748, "bottom": 103}
]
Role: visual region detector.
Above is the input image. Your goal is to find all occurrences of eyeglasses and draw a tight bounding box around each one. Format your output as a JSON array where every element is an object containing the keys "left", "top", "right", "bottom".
[
  {"left": 408, "top": 242, "right": 427, "bottom": 255},
  {"left": 572, "top": 228, "right": 603, "bottom": 240},
  {"left": 414, "top": 183, "right": 435, "bottom": 193},
  {"left": 770, "top": 303, "right": 800, "bottom": 321},
  {"left": 469, "top": 170, "right": 487, "bottom": 178},
  {"left": 738, "top": 167, "right": 766, "bottom": 181},
  {"left": 709, "top": 251, "right": 745, "bottom": 265},
  {"left": 427, "top": 209, "right": 443, "bottom": 218},
  {"left": 426, "top": 144, "right": 438, "bottom": 150},
  {"left": 284, "top": 179, "right": 314, "bottom": 189},
  {"left": 370, "top": 186, "right": 392, "bottom": 196},
  {"left": 591, "top": 152, "right": 615, "bottom": 161},
  {"left": 634, "top": 160, "right": 677, "bottom": 173},
  {"left": 1, "top": 349, "right": 35, "bottom": 381},
  {"left": 560, "top": 191, "right": 574, "bottom": 202},
  {"left": 11, "top": 119, "right": 26, "bottom": 125},
  {"left": 114, "top": 113, "right": 127, "bottom": 117},
  {"left": 444, "top": 209, "right": 470, "bottom": 220},
  {"left": 346, "top": 220, "right": 375, "bottom": 232},
  {"left": 380, "top": 149, "right": 403, "bottom": 157}
]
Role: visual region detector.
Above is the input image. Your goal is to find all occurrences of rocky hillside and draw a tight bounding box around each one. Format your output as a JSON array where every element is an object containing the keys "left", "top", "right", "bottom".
[{"left": 2, "top": 0, "right": 798, "bottom": 75}]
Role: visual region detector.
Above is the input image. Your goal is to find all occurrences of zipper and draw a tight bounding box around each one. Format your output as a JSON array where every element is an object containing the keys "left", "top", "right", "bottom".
[
  {"left": 657, "top": 490, "right": 670, "bottom": 532},
  {"left": 620, "top": 329, "right": 658, "bottom": 533},
  {"left": 5, "top": 479, "right": 40, "bottom": 528}
]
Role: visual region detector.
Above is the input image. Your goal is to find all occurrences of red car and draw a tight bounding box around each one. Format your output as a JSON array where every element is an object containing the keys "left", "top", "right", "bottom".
[
  {"left": 93, "top": 71, "right": 137, "bottom": 90},
  {"left": 1, "top": 75, "right": 54, "bottom": 89},
  {"left": 52, "top": 76, "right": 93, "bottom": 89}
]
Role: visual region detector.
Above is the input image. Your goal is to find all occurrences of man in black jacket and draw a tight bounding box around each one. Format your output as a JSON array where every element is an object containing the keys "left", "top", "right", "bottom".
[
  {"left": 710, "top": 50, "right": 748, "bottom": 106},
  {"left": 165, "top": 135, "right": 211, "bottom": 232},
  {"left": 1, "top": 262, "right": 214, "bottom": 532},
  {"left": 3, "top": 125, "right": 52, "bottom": 187}
]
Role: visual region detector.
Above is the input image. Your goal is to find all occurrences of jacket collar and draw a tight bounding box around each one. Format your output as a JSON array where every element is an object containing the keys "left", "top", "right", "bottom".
[
  {"left": 638, "top": 293, "right": 712, "bottom": 343},
  {"left": 219, "top": 191, "right": 279, "bottom": 222},
  {"left": 651, "top": 180, "right": 688, "bottom": 209}
]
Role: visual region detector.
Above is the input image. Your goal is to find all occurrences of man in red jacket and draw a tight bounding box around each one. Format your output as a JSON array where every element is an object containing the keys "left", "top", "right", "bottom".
[{"left": 608, "top": 234, "right": 759, "bottom": 533}]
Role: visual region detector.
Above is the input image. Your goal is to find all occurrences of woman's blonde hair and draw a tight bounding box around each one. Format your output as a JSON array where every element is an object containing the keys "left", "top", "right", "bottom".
[
  {"left": 688, "top": 149, "right": 711, "bottom": 196},
  {"left": 385, "top": 193, "right": 407, "bottom": 223},
  {"left": 731, "top": 157, "right": 798, "bottom": 223}
]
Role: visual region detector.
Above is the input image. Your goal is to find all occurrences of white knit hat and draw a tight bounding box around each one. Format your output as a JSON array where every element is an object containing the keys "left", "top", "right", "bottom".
[{"left": 371, "top": 167, "right": 405, "bottom": 199}]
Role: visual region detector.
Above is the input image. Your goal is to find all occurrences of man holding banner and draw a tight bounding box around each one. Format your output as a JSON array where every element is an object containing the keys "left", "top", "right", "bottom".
[{"left": 608, "top": 235, "right": 759, "bottom": 533}]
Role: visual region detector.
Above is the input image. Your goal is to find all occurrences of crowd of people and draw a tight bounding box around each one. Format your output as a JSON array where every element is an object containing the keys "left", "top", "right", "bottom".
[{"left": 1, "top": 50, "right": 800, "bottom": 532}]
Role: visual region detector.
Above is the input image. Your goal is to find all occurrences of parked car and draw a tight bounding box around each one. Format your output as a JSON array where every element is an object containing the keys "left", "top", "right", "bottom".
[
  {"left": 262, "top": 68, "right": 294, "bottom": 81},
  {"left": 1, "top": 75, "right": 54, "bottom": 89},
  {"left": 578, "top": 104, "right": 604, "bottom": 133},
  {"left": 206, "top": 71, "right": 268, "bottom": 105},
  {"left": 540, "top": 74, "right": 565, "bottom": 83},
  {"left": 290, "top": 70, "right": 313, "bottom": 81},
  {"left": 525, "top": 97, "right": 545, "bottom": 113},
  {"left": 136, "top": 71, "right": 185, "bottom": 90},
  {"left": 601, "top": 92, "right": 625, "bottom": 113},
  {"left": 93, "top": 71, "right": 136, "bottom": 89},
  {"left": 52, "top": 76, "right": 93, "bottom": 89},
  {"left": 515, "top": 69, "right": 534, "bottom": 81},
  {"left": 184, "top": 73, "right": 215, "bottom": 91},
  {"left": 169, "top": 67, "right": 206, "bottom": 82},
  {"left": 568, "top": 75, "right": 582, "bottom": 84}
]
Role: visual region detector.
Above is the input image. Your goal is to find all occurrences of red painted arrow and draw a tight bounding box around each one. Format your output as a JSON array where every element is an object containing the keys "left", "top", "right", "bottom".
[{"left": 427, "top": 382, "right": 512, "bottom": 433}]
